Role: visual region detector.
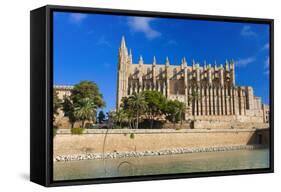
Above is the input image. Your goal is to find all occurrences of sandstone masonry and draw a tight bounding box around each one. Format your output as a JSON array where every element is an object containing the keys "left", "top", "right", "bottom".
[{"left": 116, "top": 36, "right": 269, "bottom": 123}]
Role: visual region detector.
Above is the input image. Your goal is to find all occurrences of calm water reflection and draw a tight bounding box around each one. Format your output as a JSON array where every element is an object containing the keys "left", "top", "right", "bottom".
[{"left": 54, "top": 149, "right": 269, "bottom": 181}]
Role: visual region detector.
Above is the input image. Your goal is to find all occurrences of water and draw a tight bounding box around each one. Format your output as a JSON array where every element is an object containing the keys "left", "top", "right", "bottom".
[{"left": 53, "top": 149, "right": 269, "bottom": 181}]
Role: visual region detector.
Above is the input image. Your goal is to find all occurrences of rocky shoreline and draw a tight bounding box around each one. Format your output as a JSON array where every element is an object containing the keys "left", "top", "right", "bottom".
[{"left": 54, "top": 144, "right": 268, "bottom": 162}]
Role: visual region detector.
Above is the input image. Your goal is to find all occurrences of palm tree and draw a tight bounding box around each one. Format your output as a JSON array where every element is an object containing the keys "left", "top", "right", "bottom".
[
  {"left": 110, "top": 109, "right": 127, "bottom": 128},
  {"left": 62, "top": 96, "right": 77, "bottom": 128},
  {"left": 189, "top": 89, "right": 200, "bottom": 117},
  {"left": 74, "top": 98, "right": 97, "bottom": 128},
  {"left": 107, "top": 111, "right": 116, "bottom": 128},
  {"left": 53, "top": 91, "right": 62, "bottom": 123},
  {"left": 128, "top": 92, "right": 147, "bottom": 129},
  {"left": 177, "top": 102, "right": 186, "bottom": 128}
]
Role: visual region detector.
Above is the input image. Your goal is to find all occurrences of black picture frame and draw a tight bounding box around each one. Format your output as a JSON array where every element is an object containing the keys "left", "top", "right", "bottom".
[{"left": 30, "top": 4, "right": 274, "bottom": 187}]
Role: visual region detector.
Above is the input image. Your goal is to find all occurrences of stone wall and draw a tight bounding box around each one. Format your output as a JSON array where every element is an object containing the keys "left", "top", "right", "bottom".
[
  {"left": 192, "top": 120, "right": 268, "bottom": 129},
  {"left": 193, "top": 115, "right": 266, "bottom": 123},
  {"left": 54, "top": 128, "right": 269, "bottom": 156}
]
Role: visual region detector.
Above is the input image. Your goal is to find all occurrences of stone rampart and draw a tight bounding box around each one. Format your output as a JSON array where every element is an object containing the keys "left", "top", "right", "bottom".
[{"left": 54, "top": 128, "right": 269, "bottom": 157}]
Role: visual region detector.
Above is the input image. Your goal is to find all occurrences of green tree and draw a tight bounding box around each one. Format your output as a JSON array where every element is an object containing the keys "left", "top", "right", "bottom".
[
  {"left": 128, "top": 92, "right": 147, "bottom": 129},
  {"left": 120, "top": 97, "right": 135, "bottom": 129},
  {"left": 177, "top": 101, "right": 186, "bottom": 127},
  {"left": 53, "top": 90, "right": 62, "bottom": 123},
  {"left": 61, "top": 81, "right": 106, "bottom": 128},
  {"left": 71, "top": 80, "right": 105, "bottom": 108},
  {"left": 62, "top": 96, "right": 77, "bottom": 128},
  {"left": 163, "top": 100, "right": 185, "bottom": 127},
  {"left": 98, "top": 110, "right": 106, "bottom": 124},
  {"left": 189, "top": 89, "right": 200, "bottom": 115},
  {"left": 74, "top": 98, "right": 97, "bottom": 128},
  {"left": 107, "top": 111, "right": 117, "bottom": 128},
  {"left": 143, "top": 90, "right": 167, "bottom": 128},
  {"left": 109, "top": 109, "right": 128, "bottom": 128},
  {"left": 53, "top": 90, "right": 62, "bottom": 128},
  {"left": 120, "top": 109, "right": 129, "bottom": 128},
  {"left": 163, "top": 100, "right": 178, "bottom": 123}
]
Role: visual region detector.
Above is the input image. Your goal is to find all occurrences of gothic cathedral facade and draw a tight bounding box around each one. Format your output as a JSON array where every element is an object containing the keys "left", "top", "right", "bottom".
[{"left": 116, "top": 36, "right": 269, "bottom": 123}]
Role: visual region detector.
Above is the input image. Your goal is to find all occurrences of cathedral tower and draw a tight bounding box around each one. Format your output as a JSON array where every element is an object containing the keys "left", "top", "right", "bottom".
[{"left": 116, "top": 36, "right": 131, "bottom": 109}]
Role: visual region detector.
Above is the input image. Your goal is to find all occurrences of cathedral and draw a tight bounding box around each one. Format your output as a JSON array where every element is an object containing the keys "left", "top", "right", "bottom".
[{"left": 116, "top": 36, "right": 269, "bottom": 123}]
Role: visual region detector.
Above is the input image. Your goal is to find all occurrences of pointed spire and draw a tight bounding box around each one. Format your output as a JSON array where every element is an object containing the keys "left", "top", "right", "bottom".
[
  {"left": 192, "top": 59, "right": 195, "bottom": 70},
  {"left": 119, "top": 36, "right": 128, "bottom": 58},
  {"left": 225, "top": 59, "right": 229, "bottom": 70},
  {"left": 128, "top": 48, "right": 132, "bottom": 61},
  {"left": 166, "top": 56, "right": 170, "bottom": 66},
  {"left": 153, "top": 56, "right": 156, "bottom": 65},
  {"left": 181, "top": 57, "right": 187, "bottom": 67},
  {"left": 121, "top": 35, "right": 126, "bottom": 49},
  {"left": 230, "top": 59, "right": 235, "bottom": 69},
  {"left": 139, "top": 55, "right": 143, "bottom": 65},
  {"left": 214, "top": 60, "right": 217, "bottom": 70}
]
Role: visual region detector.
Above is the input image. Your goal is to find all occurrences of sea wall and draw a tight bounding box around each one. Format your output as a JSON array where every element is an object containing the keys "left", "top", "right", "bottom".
[{"left": 54, "top": 128, "right": 269, "bottom": 157}]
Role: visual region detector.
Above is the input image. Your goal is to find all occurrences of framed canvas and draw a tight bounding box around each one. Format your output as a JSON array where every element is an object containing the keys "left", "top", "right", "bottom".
[{"left": 30, "top": 5, "right": 274, "bottom": 187}]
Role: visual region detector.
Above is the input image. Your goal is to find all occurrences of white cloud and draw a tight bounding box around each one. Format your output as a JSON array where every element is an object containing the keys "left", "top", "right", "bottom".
[
  {"left": 241, "top": 26, "right": 257, "bottom": 37},
  {"left": 261, "top": 43, "right": 269, "bottom": 50},
  {"left": 264, "top": 56, "right": 270, "bottom": 75},
  {"left": 69, "top": 13, "right": 87, "bottom": 23},
  {"left": 96, "top": 36, "right": 111, "bottom": 47},
  {"left": 264, "top": 56, "right": 269, "bottom": 68},
  {"left": 128, "top": 17, "right": 161, "bottom": 39},
  {"left": 235, "top": 57, "right": 256, "bottom": 67},
  {"left": 167, "top": 40, "right": 178, "bottom": 46}
]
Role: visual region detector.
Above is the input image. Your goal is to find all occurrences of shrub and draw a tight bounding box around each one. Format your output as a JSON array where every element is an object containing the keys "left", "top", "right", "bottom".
[
  {"left": 130, "top": 133, "right": 135, "bottom": 139},
  {"left": 139, "top": 119, "right": 164, "bottom": 129},
  {"left": 71, "top": 127, "right": 85, "bottom": 135},
  {"left": 53, "top": 128, "right": 57, "bottom": 137}
]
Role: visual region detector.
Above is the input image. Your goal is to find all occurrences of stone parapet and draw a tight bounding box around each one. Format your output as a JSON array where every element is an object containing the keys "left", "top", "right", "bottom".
[{"left": 54, "top": 128, "right": 269, "bottom": 157}]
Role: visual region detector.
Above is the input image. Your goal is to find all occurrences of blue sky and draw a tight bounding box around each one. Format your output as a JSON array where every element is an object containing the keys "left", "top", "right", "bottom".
[{"left": 53, "top": 11, "right": 270, "bottom": 112}]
